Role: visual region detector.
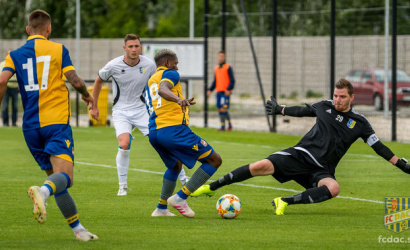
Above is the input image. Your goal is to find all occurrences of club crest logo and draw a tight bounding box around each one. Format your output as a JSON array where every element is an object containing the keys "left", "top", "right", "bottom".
[
  {"left": 140, "top": 67, "right": 146, "bottom": 74},
  {"left": 384, "top": 197, "right": 410, "bottom": 233},
  {"left": 347, "top": 119, "right": 356, "bottom": 129}
]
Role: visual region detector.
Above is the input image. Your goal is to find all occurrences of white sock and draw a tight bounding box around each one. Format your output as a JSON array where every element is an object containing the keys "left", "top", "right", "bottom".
[
  {"left": 178, "top": 168, "right": 188, "bottom": 186},
  {"left": 72, "top": 223, "right": 85, "bottom": 233},
  {"left": 40, "top": 186, "right": 51, "bottom": 200},
  {"left": 116, "top": 148, "right": 130, "bottom": 186},
  {"left": 156, "top": 208, "right": 167, "bottom": 213},
  {"left": 175, "top": 194, "right": 184, "bottom": 203}
]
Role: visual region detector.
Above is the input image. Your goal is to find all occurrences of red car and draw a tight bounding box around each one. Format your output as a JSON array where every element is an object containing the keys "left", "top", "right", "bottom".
[{"left": 345, "top": 68, "right": 410, "bottom": 110}]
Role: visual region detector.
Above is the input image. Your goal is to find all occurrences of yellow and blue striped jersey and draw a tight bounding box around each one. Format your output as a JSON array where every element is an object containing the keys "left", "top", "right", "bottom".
[
  {"left": 2, "top": 35, "right": 74, "bottom": 131},
  {"left": 145, "top": 66, "right": 189, "bottom": 130}
]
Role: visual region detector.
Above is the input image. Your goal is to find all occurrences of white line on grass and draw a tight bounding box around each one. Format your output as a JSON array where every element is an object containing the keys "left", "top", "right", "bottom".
[{"left": 76, "top": 161, "right": 384, "bottom": 204}]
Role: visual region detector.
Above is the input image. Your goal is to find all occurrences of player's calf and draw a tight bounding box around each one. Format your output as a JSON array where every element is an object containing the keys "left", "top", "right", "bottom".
[{"left": 281, "top": 185, "right": 333, "bottom": 205}]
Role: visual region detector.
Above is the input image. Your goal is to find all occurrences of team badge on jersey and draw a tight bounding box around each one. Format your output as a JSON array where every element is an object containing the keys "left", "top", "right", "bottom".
[
  {"left": 140, "top": 67, "right": 146, "bottom": 74},
  {"left": 384, "top": 197, "right": 410, "bottom": 233},
  {"left": 347, "top": 119, "right": 356, "bottom": 129}
]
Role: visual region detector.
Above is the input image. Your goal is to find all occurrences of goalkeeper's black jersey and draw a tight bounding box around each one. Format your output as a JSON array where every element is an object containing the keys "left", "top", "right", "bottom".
[{"left": 284, "top": 100, "right": 377, "bottom": 175}]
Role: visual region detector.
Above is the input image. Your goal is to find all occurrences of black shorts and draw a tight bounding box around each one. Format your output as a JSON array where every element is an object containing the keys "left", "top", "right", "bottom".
[{"left": 266, "top": 152, "right": 335, "bottom": 189}]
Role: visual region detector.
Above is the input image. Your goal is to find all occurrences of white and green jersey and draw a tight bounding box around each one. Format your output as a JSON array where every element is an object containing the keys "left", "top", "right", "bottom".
[{"left": 98, "top": 55, "right": 156, "bottom": 111}]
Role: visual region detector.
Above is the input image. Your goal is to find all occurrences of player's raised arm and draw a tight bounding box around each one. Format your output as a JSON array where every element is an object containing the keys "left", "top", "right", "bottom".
[
  {"left": 64, "top": 70, "right": 94, "bottom": 107},
  {"left": 265, "top": 96, "right": 315, "bottom": 117}
]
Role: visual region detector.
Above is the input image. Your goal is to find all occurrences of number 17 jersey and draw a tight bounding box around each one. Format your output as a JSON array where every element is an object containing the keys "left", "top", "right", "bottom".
[{"left": 3, "top": 35, "right": 75, "bottom": 131}]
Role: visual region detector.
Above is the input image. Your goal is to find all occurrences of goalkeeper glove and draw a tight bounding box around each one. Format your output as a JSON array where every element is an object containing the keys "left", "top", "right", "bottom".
[
  {"left": 395, "top": 158, "right": 410, "bottom": 174},
  {"left": 265, "top": 96, "right": 283, "bottom": 115}
]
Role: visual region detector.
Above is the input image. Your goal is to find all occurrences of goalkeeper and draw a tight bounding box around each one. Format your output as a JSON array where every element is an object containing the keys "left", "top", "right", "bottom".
[{"left": 191, "top": 78, "right": 410, "bottom": 215}]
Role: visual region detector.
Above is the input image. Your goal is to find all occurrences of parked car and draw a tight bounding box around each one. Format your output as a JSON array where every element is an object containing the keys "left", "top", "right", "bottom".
[{"left": 345, "top": 68, "right": 410, "bottom": 110}]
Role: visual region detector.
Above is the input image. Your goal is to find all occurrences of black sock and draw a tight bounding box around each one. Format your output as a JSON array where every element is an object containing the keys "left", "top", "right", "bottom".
[
  {"left": 226, "top": 112, "right": 231, "bottom": 126},
  {"left": 282, "top": 185, "right": 333, "bottom": 205},
  {"left": 209, "top": 165, "right": 252, "bottom": 191},
  {"left": 219, "top": 112, "right": 225, "bottom": 128}
]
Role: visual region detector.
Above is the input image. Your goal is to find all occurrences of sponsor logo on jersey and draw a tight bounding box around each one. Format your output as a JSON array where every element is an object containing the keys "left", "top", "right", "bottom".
[
  {"left": 384, "top": 197, "right": 410, "bottom": 233},
  {"left": 347, "top": 119, "right": 356, "bottom": 129},
  {"left": 192, "top": 144, "right": 198, "bottom": 151},
  {"left": 65, "top": 139, "right": 71, "bottom": 148},
  {"left": 140, "top": 67, "right": 146, "bottom": 74},
  {"left": 200, "top": 139, "right": 208, "bottom": 147},
  {"left": 326, "top": 109, "right": 331, "bottom": 114}
]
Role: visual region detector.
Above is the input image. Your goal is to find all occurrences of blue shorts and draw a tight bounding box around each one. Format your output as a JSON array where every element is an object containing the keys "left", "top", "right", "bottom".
[
  {"left": 23, "top": 124, "right": 74, "bottom": 170},
  {"left": 216, "top": 91, "right": 230, "bottom": 109},
  {"left": 149, "top": 125, "right": 214, "bottom": 169}
]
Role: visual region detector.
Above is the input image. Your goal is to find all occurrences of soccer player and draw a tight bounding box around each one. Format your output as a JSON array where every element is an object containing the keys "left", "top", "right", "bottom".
[
  {"left": 90, "top": 34, "right": 188, "bottom": 196},
  {"left": 0, "top": 10, "right": 98, "bottom": 241},
  {"left": 207, "top": 51, "right": 235, "bottom": 131},
  {"left": 146, "top": 48, "right": 222, "bottom": 217},
  {"left": 191, "top": 79, "right": 410, "bottom": 215}
]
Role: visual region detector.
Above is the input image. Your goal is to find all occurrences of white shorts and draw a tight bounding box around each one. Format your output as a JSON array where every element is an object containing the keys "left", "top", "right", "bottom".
[{"left": 112, "top": 108, "right": 149, "bottom": 137}]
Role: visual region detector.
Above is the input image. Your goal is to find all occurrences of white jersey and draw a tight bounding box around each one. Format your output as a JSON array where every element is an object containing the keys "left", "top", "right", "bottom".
[{"left": 98, "top": 55, "right": 156, "bottom": 111}]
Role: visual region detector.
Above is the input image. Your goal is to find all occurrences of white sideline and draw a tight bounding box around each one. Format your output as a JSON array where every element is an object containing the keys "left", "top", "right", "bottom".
[{"left": 75, "top": 161, "right": 384, "bottom": 204}]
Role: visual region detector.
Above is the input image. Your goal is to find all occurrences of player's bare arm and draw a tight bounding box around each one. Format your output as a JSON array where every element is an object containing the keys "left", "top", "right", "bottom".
[
  {"left": 0, "top": 70, "right": 13, "bottom": 106},
  {"left": 65, "top": 70, "right": 94, "bottom": 107},
  {"left": 90, "top": 76, "right": 104, "bottom": 120},
  {"left": 158, "top": 80, "right": 196, "bottom": 112}
]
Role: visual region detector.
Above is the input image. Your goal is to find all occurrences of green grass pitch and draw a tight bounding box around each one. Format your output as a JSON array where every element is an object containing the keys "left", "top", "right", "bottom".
[{"left": 1, "top": 126, "right": 409, "bottom": 249}]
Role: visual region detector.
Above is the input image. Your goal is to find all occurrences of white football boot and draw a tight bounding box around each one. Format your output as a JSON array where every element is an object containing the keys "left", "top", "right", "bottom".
[
  {"left": 117, "top": 184, "right": 128, "bottom": 196},
  {"left": 75, "top": 229, "right": 99, "bottom": 241},
  {"left": 151, "top": 209, "right": 176, "bottom": 217},
  {"left": 28, "top": 186, "right": 47, "bottom": 224},
  {"left": 167, "top": 194, "right": 195, "bottom": 218}
]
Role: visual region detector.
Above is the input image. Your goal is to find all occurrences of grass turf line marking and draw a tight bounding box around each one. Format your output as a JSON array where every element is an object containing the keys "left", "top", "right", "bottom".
[{"left": 76, "top": 161, "right": 383, "bottom": 204}]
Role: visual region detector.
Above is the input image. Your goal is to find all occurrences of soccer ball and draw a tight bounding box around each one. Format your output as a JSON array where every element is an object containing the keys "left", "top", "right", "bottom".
[{"left": 216, "top": 194, "right": 242, "bottom": 219}]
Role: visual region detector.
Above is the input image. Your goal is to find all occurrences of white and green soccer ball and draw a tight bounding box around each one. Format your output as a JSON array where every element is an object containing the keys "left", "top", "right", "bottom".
[{"left": 216, "top": 194, "right": 242, "bottom": 219}]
